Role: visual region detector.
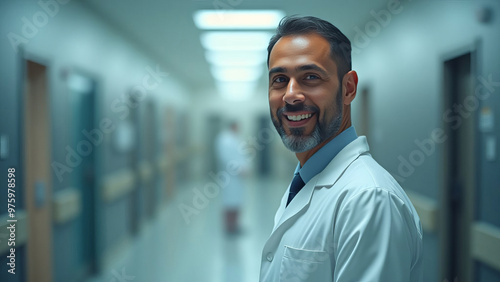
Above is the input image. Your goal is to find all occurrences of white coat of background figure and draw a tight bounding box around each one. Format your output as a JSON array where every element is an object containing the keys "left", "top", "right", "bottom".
[{"left": 215, "top": 122, "right": 248, "bottom": 234}]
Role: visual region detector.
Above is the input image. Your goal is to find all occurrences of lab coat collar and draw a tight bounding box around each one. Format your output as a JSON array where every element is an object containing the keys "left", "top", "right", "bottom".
[
  {"left": 315, "top": 136, "right": 370, "bottom": 187},
  {"left": 272, "top": 136, "right": 370, "bottom": 233}
]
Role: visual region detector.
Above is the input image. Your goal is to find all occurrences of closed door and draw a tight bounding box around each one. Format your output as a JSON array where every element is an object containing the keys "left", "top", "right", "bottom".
[
  {"left": 24, "top": 60, "right": 53, "bottom": 282},
  {"left": 358, "top": 87, "right": 370, "bottom": 138},
  {"left": 207, "top": 114, "right": 222, "bottom": 174},
  {"left": 67, "top": 72, "right": 97, "bottom": 275},
  {"left": 442, "top": 52, "right": 475, "bottom": 282},
  {"left": 257, "top": 115, "right": 272, "bottom": 177},
  {"left": 144, "top": 101, "right": 157, "bottom": 217}
]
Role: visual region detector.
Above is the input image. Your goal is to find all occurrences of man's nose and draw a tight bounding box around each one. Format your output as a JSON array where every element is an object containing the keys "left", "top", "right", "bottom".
[{"left": 283, "top": 79, "right": 305, "bottom": 105}]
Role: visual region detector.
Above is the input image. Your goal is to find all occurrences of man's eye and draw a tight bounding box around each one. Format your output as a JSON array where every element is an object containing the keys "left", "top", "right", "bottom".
[
  {"left": 273, "top": 77, "right": 287, "bottom": 83},
  {"left": 305, "top": 74, "right": 320, "bottom": 80}
]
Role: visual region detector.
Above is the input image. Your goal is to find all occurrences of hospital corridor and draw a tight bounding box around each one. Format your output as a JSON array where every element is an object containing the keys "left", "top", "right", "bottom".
[{"left": 1, "top": 0, "right": 500, "bottom": 281}]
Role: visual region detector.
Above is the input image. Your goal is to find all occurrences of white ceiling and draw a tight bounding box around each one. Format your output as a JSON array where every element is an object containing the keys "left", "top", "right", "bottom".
[{"left": 80, "top": 0, "right": 390, "bottom": 94}]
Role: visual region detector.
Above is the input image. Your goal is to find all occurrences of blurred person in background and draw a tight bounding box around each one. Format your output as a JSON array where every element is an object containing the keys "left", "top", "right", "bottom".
[
  {"left": 215, "top": 121, "right": 248, "bottom": 235},
  {"left": 260, "top": 16, "right": 423, "bottom": 282}
]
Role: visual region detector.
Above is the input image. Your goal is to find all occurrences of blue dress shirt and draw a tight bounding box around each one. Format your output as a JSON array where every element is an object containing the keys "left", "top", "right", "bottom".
[{"left": 294, "top": 126, "right": 358, "bottom": 184}]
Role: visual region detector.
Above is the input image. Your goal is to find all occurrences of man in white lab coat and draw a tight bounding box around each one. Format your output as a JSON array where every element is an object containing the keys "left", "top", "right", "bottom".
[{"left": 260, "top": 16, "right": 423, "bottom": 281}]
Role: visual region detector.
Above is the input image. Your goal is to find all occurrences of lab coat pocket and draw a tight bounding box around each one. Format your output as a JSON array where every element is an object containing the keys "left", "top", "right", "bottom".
[{"left": 280, "top": 245, "right": 332, "bottom": 282}]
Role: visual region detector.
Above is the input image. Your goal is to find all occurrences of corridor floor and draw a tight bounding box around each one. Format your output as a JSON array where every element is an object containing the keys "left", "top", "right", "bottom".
[{"left": 86, "top": 177, "right": 287, "bottom": 282}]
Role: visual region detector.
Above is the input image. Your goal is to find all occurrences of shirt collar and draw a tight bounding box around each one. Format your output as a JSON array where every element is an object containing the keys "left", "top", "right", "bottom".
[{"left": 294, "top": 126, "right": 358, "bottom": 183}]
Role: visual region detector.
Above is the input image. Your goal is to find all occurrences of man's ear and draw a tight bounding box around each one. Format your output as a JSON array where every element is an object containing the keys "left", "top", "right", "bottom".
[{"left": 342, "top": 70, "right": 358, "bottom": 106}]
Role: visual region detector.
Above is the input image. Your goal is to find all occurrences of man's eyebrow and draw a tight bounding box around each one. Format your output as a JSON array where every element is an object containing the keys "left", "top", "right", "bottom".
[
  {"left": 268, "top": 64, "right": 330, "bottom": 78},
  {"left": 296, "top": 64, "right": 329, "bottom": 77},
  {"left": 269, "top": 67, "right": 287, "bottom": 77}
]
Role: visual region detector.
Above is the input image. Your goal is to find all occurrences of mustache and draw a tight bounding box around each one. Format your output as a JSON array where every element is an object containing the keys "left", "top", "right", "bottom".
[{"left": 276, "top": 103, "right": 319, "bottom": 116}]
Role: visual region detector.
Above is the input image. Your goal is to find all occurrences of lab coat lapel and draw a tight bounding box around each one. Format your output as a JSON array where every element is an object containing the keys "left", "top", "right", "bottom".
[
  {"left": 272, "top": 137, "right": 370, "bottom": 233},
  {"left": 272, "top": 177, "right": 318, "bottom": 233}
]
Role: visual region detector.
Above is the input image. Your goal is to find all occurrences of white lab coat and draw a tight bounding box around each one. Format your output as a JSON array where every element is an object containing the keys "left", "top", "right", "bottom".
[
  {"left": 260, "top": 136, "right": 423, "bottom": 282},
  {"left": 215, "top": 129, "right": 247, "bottom": 208}
]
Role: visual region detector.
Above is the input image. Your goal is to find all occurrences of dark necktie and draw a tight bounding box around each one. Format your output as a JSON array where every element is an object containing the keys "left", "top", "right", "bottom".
[{"left": 286, "top": 173, "right": 305, "bottom": 207}]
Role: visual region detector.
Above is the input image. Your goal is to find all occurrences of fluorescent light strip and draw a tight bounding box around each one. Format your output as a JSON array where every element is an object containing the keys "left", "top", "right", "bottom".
[
  {"left": 200, "top": 31, "right": 272, "bottom": 51},
  {"left": 194, "top": 10, "right": 285, "bottom": 30},
  {"left": 205, "top": 50, "right": 267, "bottom": 67}
]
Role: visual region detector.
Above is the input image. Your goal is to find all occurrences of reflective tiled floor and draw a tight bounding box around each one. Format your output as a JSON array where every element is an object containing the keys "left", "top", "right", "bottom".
[{"left": 87, "top": 177, "right": 287, "bottom": 282}]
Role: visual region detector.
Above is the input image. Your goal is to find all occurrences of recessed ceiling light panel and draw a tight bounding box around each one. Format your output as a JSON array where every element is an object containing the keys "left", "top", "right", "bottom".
[
  {"left": 205, "top": 50, "right": 267, "bottom": 67},
  {"left": 194, "top": 10, "right": 285, "bottom": 30},
  {"left": 201, "top": 31, "right": 272, "bottom": 51}
]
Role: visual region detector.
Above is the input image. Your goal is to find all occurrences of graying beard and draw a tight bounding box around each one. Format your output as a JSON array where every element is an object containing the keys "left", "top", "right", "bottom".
[
  {"left": 273, "top": 86, "right": 344, "bottom": 153},
  {"left": 279, "top": 111, "right": 342, "bottom": 153},
  {"left": 280, "top": 125, "right": 321, "bottom": 153}
]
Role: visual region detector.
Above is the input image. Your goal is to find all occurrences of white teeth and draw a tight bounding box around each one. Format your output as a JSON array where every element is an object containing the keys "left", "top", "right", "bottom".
[{"left": 287, "top": 113, "right": 312, "bottom": 121}]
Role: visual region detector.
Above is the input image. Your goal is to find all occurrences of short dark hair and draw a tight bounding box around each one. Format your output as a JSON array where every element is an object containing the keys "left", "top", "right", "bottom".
[{"left": 267, "top": 15, "right": 352, "bottom": 80}]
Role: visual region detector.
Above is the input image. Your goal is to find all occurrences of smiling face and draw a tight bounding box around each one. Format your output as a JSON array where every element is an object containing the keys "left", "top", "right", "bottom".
[{"left": 268, "top": 33, "right": 343, "bottom": 154}]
